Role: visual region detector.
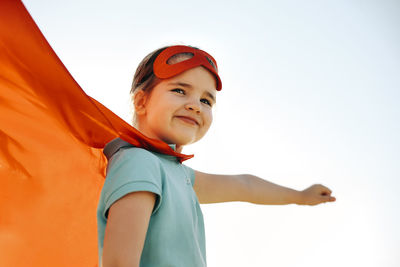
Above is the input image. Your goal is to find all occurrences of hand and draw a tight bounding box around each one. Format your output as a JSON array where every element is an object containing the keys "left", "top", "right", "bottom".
[{"left": 299, "top": 184, "right": 336, "bottom": 206}]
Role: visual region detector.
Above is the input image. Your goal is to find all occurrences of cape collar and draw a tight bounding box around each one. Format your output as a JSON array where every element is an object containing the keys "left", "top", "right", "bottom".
[{"left": 104, "top": 138, "right": 178, "bottom": 161}]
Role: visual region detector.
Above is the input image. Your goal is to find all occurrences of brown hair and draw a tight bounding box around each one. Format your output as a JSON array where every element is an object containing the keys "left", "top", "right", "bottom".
[{"left": 130, "top": 46, "right": 168, "bottom": 95}]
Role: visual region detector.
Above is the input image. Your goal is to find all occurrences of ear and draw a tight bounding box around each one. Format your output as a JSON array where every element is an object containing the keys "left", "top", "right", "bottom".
[{"left": 133, "top": 90, "right": 148, "bottom": 116}]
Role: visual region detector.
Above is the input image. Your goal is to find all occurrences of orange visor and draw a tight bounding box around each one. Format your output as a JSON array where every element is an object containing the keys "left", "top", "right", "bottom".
[{"left": 153, "top": 45, "right": 222, "bottom": 91}]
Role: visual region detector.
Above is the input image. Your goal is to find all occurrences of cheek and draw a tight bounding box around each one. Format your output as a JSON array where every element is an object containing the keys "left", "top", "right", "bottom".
[
  {"left": 147, "top": 100, "right": 172, "bottom": 121},
  {"left": 203, "top": 110, "right": 213, "bottom": 129}
]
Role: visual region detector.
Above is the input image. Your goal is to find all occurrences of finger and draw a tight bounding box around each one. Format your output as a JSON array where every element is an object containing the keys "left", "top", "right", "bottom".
[
  {"left": 320, "top": 195, "right": 335, "bottom": 203},
  {"left": 319, "top": 185, "right": 332, "bottom": 195},
  {"left": 319, "top": 187, "right": 332, "bottom": 196}
]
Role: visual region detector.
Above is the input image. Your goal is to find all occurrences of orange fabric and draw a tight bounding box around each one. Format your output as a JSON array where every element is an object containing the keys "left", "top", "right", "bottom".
[{"left": 0, "top": 1, "right": 192, "bottom": 266}]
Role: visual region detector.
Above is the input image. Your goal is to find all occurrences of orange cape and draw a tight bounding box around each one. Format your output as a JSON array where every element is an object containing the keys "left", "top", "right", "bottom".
[{"left": 0, "top": 1, "right": 192, "bottom": 266}]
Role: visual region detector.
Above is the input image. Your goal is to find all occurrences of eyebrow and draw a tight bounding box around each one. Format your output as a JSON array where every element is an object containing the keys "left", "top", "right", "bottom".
[{"left": 167, "top": 82, "right": 217, "bottom": 103}]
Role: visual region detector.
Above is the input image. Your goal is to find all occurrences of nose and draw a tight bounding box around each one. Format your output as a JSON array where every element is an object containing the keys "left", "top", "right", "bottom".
[{"left": 185, "top": 100, "right": 201, "bottom": 113}]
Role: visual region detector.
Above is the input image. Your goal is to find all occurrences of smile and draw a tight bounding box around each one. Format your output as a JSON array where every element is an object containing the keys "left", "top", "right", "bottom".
[{"left": 176, "top": 116, "right": 199, "bottom": 126}]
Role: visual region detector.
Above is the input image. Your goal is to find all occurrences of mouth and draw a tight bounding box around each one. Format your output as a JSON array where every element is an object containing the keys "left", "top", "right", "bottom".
[{"left": 175, "top": 116, "right": 199, "bottom": 126}]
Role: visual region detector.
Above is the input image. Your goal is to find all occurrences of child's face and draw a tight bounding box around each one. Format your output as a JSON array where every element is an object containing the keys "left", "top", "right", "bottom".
[{"left": 137, "top": 66, "right": 217, "bottom": 148}]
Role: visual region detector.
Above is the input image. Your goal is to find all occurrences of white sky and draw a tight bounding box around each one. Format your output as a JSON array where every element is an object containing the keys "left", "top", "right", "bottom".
[{"left": 22, "top": 0, "right": 400, "bottom": 266}]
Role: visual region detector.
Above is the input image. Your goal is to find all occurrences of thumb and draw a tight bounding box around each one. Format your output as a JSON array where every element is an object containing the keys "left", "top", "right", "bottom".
[{"left": 320, "top": 194, "right": 336, "bottom": 202}]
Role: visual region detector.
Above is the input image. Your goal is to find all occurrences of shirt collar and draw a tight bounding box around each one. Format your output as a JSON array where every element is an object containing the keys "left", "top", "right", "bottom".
[{"left": 168, "top": 144, "right": 176, "bottom": 151}]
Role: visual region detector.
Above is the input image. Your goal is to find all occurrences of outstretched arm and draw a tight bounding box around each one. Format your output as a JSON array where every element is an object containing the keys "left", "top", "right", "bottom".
[{"left": 193, "top": 170, "right": 336, "bottom": 205}]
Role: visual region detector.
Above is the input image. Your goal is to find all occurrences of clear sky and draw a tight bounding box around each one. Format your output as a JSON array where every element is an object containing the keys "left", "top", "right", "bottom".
[{"left": 22, "top": 0, "right": 399, "bottom": 266}]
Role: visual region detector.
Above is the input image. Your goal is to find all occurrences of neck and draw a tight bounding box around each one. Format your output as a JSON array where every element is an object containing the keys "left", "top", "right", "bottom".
[
  {"left": 134, "top": 121, "right": 183, "bottom": 153},
  {"left": 175, "top": 145, "right": 183, "bottom": 153}
]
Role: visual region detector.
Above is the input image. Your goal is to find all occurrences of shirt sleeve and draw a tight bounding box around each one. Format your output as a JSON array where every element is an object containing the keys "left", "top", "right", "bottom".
[{"left": 101, "top": 147, "right": 163, "bottom": 219}]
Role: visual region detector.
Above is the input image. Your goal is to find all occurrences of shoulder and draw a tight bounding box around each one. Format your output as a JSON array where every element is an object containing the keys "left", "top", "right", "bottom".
[
  {"left": 108, "top": 147, "right": 162, "bottom": 170},
  {"left": 101, "top": 147, "right": 164, "bottom": 212},
  {"left": 104, "top": 147, "right": 165, "bottom": 190},
  {"left": 103, "top": 138, "right": 161, "bottom": 169}
]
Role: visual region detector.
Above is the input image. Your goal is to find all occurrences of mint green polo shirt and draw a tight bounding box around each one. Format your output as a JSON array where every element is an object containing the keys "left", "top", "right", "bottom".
[{"left": 97, "top": 138, "right": 206, "bottom": 267}]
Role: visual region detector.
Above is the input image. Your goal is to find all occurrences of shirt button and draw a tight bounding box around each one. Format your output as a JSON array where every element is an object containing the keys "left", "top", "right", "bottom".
[{"left": 186, "top": 177, "right": 191, "bottom": 185}]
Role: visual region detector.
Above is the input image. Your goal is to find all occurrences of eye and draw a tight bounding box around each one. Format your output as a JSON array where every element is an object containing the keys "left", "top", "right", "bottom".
[
  {"left": 171, "top": 88, "right": 185, "bottom": 95},
  {"left": 200, "top": 98, "right": 212, "bottom": 106}
]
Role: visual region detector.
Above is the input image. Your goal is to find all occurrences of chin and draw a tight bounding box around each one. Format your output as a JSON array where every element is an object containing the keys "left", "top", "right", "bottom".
[
  {"left": 164, "top": 129, "right": 197, "bottom": 145},
  {"left": 171, "top": 137, "right": 195, "bottom": 147},
  {"left": 167, "top": 133, "right": 198, "bottom": 146}
]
